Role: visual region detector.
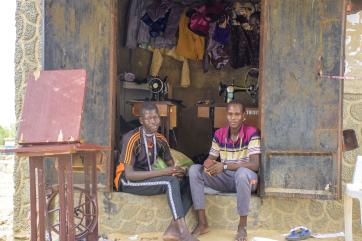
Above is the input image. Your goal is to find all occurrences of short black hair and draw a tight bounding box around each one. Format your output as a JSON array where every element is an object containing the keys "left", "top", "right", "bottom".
[
  {"left": 227, "top": 100, "right": 245, "bottom": 112},
  {"left": 140, "top": 102, "right": 159, "bottom": 117}
]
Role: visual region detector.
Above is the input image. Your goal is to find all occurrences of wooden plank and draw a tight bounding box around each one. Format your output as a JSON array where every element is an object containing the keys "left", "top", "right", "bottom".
[
  {"left": 44, "top": 0, "right": 113, "bottom": 147},
  {"left": 18, "top": 70, "right": 86, "bottom": 145},
  {"left": 108, "top": 0, "right": 118, "bottom": 192},
  {"left": 260, "top": 0, "right": 345, "bottom": 199},
  {"left": 13, "top": 144, "right": 110, "bottom": 157}
]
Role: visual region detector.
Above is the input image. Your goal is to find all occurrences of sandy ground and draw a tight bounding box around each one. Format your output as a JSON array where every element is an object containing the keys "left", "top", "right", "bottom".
[
  {"left": 105, "top": 229, "right": 345, "bottom": 241},
  {"left": 0, "top": 155, "right": 14, "bottom": 241}
]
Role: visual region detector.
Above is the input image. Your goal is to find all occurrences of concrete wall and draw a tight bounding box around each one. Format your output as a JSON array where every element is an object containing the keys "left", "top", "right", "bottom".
[{"left": 13, "top": 1, "right": 362, "bottom": 240}]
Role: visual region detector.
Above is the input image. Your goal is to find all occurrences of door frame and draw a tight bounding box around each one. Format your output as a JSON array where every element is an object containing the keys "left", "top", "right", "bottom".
[{"left": 258, "top": 0, "right": 346, "bottom": 199}]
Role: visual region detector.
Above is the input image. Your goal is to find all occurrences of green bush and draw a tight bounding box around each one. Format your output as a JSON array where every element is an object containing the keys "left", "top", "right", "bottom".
[{"left": 0, "top": 124, "right": 15, "bottom": 145}]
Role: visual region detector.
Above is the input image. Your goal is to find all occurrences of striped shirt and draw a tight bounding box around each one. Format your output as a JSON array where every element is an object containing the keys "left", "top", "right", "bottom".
[
  {"left": 209, "top": 124, "right": 261, "bottom": 163},
  {"left": 114, "top": 127, "right": 172, "bottom": 190}
]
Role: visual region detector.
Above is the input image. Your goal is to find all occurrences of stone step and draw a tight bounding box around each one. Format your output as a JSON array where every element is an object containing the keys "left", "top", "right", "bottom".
[
  {"left": 97, "top": 191, "right": 352, "bottom": 237},
  {"left": 98, "top": 192, "right": 261, "bottom": 235}
]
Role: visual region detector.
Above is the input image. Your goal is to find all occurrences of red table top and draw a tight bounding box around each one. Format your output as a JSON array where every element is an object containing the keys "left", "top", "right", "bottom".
[
  {"left": 2, "top": 143, "right": 110, "bottom": 157},
  {"left": 18, "top": 69, "right": 86, "bottom": 145}
]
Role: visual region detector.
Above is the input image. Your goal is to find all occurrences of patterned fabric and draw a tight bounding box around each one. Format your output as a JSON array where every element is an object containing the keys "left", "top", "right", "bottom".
[{"left": 209, "top": 124, "right": 260, "bottom": 163}]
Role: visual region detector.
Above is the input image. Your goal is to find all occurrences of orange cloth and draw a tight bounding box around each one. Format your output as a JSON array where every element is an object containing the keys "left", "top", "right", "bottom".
[{"left": 176, "top": 11, "right": 205, "bottom": 61}]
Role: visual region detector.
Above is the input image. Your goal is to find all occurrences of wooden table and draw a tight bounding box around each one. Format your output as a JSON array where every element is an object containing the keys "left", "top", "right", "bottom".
[
  {"left": 15, "top": 70, "right": 111, "bottom": 240},
  {"left": 12, "top": 144, "right": 110, "bottom": 241},
  {"left": 129, "top": 101, "right": 177, "bottom": 142}
]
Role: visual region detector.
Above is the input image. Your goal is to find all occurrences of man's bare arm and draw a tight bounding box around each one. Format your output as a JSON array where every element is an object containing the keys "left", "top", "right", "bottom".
[{"left": 226, "top": 154, "right": 260, "bottom": 172}]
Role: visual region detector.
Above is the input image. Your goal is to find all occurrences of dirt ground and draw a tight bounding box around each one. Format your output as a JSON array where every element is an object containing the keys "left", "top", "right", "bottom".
[
  {"left": 106, "top": 229, "right": 345, "bottom": 241},
  {"left": 0, "top": 155, "right": 14, "bottom": 241}
]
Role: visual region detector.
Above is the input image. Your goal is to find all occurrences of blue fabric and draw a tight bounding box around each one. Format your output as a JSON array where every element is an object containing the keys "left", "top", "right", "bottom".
[
  {"left": 213, "top": 25, "right": 230, "bottom": 45},
  {"left": 141, "top": 10, "right": 170, "bottom": 38}
]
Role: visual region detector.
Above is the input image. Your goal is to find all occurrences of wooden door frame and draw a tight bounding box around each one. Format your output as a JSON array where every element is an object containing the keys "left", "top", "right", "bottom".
[
  {"left": 258, "top": 0, "right": 346, "bottom": 199},
  {"left": 108, "top": 0, "right": 118, "bottom": 192},
  {"left": 40, "top": 0, "right": 119, "bottom": 192}
]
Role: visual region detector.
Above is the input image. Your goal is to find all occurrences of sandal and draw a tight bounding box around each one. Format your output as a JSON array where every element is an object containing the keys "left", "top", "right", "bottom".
[{"left": 285, "top": 226, "right": 311, "bottom": 240}]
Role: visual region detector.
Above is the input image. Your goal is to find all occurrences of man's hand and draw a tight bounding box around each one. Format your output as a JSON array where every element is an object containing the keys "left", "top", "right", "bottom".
[
  {"left": 204, "top": 160, "right": 223, "bottom": 176},
  {"left": 172, "top": 166, "right": 186, "bottom": 177},
  {"left": 162, "top": 166, "right": 186, "bottom": 177}
]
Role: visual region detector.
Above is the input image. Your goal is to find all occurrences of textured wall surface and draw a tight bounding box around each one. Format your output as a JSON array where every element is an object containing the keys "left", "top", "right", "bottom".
[
  {"left": 13, "top": 1, "right": 362, "bottom": 240},
  {"left": 13, "top": 0, "right": 41, "bottom": 240}
]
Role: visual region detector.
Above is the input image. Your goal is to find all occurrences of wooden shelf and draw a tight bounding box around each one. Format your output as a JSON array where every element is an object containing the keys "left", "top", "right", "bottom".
[{"left": 122, "top": 81, "right": 148, "bottom": 91}]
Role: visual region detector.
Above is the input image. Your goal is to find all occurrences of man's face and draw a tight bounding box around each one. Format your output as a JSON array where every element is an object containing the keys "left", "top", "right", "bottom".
[
  {"left": 140, "top": 110, "right": 160, "bottom": 133},
  {"left": 227, "top": 104, "right": 245, "bottom": 129}
]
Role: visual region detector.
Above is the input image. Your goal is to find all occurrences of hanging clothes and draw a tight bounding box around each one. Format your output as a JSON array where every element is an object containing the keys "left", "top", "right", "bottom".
[
  {"left": 176, "top": 10, "right": 205, "bottom": 61},
  {"left": 203, "top": 22, "right": 229, "bottom": 72},
  {"left": 125, "top": 0, "right": 150, "bottom": 49},
  {"left": 187, "top": 2, "right": 226, "bottom": 36},
  {"left": 126, "top": 0, "right": 184, "bottom": 49},
  {"left": 141, "top": 10, "right": 170, "bottom": 38},
  {"left": 149, "top": 48, "right": 191, "bottom": 88},
  {"left": 248, "top": 11, "right": 261, "bottom": 67},
  {"left": 226, "top": 25, "right": 252, "bottom": 69}
]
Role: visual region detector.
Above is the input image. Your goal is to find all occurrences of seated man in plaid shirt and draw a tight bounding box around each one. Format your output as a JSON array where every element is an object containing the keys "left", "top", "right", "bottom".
[{"left": 189, "top": 100, "right": 261, "bottom": 241}]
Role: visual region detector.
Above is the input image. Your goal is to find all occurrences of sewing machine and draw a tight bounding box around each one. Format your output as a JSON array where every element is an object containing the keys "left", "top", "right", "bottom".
[
  {"left": 218, "top": 81, "right": 258, "bottom": 103},
  {"left": 219, "top": 68, "right": 259, "bottom": 103},
  {"left": 148, "top": 76, "right": 168, "bottom": 101}
]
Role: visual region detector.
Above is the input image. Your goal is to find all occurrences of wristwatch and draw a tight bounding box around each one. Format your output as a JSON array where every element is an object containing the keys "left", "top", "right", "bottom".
[{"left": 223, "top": 164, "right": 228, "bottom": 171}]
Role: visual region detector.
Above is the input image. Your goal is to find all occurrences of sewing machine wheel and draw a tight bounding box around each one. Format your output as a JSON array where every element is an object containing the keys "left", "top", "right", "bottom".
[
  {"left": 243, "top": 68, "right": 259, "bottom": 88},
  {"left": 149, "top": 77, "right": 163, "bottom": 93},
  {"left": 46, "top": 186, "right": 98, "bottom": 239}
]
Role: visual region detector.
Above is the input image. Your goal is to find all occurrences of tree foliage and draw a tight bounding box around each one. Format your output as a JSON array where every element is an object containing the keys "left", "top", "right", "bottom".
[{"left": 0, "top": 124, "right": 15, "bottom": 145}]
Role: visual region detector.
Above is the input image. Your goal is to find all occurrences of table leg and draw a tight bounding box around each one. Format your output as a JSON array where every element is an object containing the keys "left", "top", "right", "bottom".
[
  {"left": 165, "top": 106, "right": 170, "bottom": 142},
  {"left": 160, "top": 117, "right": 166, "bottom": 139},
  {"left": 65, "top": 155, "right": 75, "bottom": 240},
  {"left": 29, "top": 157, "right": 38, "bottom": 241},
  {"left": 29, "top": 157, "right": 46, "bottom": 241},
  {"left": 57, "top": 156, "right": 67, "bottom": 241},
  {"left": 36, "top": 157, "right": 46, "bottom": 241},
  {"left": 85, "top": 152, "right": 98, "bottom": 240}
]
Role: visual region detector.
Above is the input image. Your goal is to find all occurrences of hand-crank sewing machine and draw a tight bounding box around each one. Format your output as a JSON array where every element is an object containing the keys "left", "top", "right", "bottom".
[
  {"left": 148, "top": 76, "right": 169, "bottom": 101},
  {"left": 218, "top": 68, "right": 259, "bottom": 103},
  {"left": 197, "top": 68, "right": 260, "bottom": 129}
]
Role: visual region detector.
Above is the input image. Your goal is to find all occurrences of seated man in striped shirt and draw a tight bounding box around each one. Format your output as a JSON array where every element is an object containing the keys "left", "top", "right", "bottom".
[
  {"left": 114, "top": 102, "right": 197, "bottom": 241},
  {"left": 189, "top": 100, "right": 261, "bottom": 241}
]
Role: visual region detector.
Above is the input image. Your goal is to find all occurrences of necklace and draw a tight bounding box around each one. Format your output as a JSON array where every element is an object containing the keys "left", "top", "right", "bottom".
[
  {"left": 142, "top": 128, "right": 157, "bottom": 171},
  {"left": 144, "top": 131, "right": 154, "bottom": 137},
  {"left": 223, "top": 124, "right": 244, "bottom": 163}
]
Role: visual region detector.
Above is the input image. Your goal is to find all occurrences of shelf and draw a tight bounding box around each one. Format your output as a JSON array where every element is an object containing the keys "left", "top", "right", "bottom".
[{"left": 122, "top": 81, "right": 148, "bottom": 91}]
